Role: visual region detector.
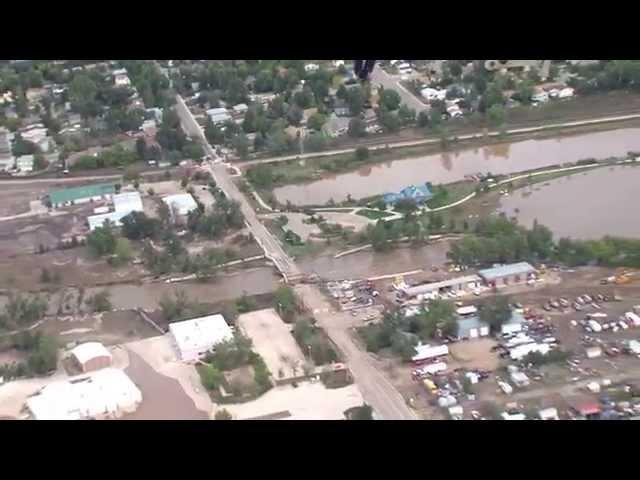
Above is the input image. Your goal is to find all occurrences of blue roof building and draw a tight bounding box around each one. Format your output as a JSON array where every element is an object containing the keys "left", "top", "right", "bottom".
[{"left": 383, "top": 184, "right": 433, "bottom": 206}]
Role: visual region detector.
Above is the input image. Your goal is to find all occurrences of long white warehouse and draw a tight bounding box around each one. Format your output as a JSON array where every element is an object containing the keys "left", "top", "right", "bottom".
[{"left": 26, "top": 368, "right": 142, "bottom": 420}]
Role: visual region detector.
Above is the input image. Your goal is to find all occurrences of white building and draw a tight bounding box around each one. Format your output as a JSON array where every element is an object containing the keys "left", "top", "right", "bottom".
[
  {"left": 420, "top": 87, "right": 447, "bottom": 102},
  {"left": 206, "top": 107, "right": 231, "bottom": 125},
  {"left": 70, "top": 342, "right": 113, "bottom": 373},
  {"left": 26, "top": 368, "right": 142, "bottom": 420},
  {"left": 169, "top": 314, "right": 234, "bottom": 362},
  {"left": 232, "top": 103, "right": 249, "bottom": 115},
  {"left": 162, "top": 193, "right": 198, "bottom": 219},
  {"left": 114, "top": 73, "right": 131, "bottom": 87},
  {"left": 305, "top": 63, "right": 320, "bottom": 73},
  {"left": 87, "top": 191, "right": 144, "bottom": 231},
  {"left": 15, "top": 155, "right": 34, "bottom": 172}
]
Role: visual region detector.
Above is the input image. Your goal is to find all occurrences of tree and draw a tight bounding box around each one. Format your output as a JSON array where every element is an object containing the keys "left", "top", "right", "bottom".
[
  {"left": 517, "top": 80, "right": 534, "bottom": 104},
  {"left": 114, "top": 237, "right": 133, "bottom": 265},
  {"left": 378, "top": 109, "right": 401, "bottom": 132},
  {"left": 200, "top": 364, "right": 224, "bottom": 390},
  {"left": 86, "top": 290, "right": 112, "bottom": 312},
  {"left": 205, "top": 118, "right": 224, "bottom": 145},
  {"left": 27, "top": 334, "right": 58, "bottom": 375},
  {"left": 347, "top": 117, "right": 367, "bottom": 137},
  {"left": 303, "top": 133, "right": 327, "bottom": 152},
  {"left": 214, "top": 408, "right": 233, "bottom": 420},
  {"left": 379, "top": 89, "right": 402, "bottom": 111},
  {"left": 346, "top": 86, "right": 365, "bottom": 115},
  {"left": 232, "top": 133, "right": 250, "bottom": 160},
  {"left": 487, "top": 104, "right": 506, "bottom": 127},
  {"left": 447, "top": 61, "right": 463, "bottom": 78},
  {"left": 120, "top": 211, "right": 161, "bottom": 240},
  {"left": 348, "top": 404, "right": 373, "bottom": 420},
  {"left": 182, "top": 141, "right": 204, "bottom": 160},
  {"left": 355, "top": 146, "right": 369, "bottom": 162},
  {"left": 307, "top": 113, "right": 326, "bottom": 131},
  {"left": 33, "top": 153, "right": 48, "bottom": 171},
  {"left": 86, "top": 222, "right": 117, "bottom": 256},
  {"left": 478, "top": 296, "right": 511, "bottom": 334},
  {"left": 398, "top": 104, "right": 416, "bottom": 125},
  {"left": 274, "top": 286, "right": 297, "bottom": 321},
  {"left": 286, "top": 105, "right": 303, "bottom": 126},
  {"left": 160, "top": 290, "right": 191, "bottom": 322}
]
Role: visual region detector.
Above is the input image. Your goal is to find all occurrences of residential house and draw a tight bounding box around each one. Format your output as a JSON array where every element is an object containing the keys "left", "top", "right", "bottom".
[
  {"left": 232, "top": 103, "right": 249, "bottom": 116},
  {"left": 114, "top": 73, "right": 131, "bottom": 87},
  {"left": 383, "top": 184, "right": 433, "bottom": 206},
  {"left": 322, "top": 114, "right": 351, "bottom": 138},
  {"left": 25, "top": 88, "right": 47, "bottom": 104},
  {"left": 146, "top": 108, "right": 163, "bottom": 124},
  {"left": 206, "top": 107, "right": 231, "bottom": 125}
]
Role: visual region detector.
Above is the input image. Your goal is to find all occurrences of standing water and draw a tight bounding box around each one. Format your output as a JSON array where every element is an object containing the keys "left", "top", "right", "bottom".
[{"left": 274, "top": 128, "right": 640, "bottom": 205}]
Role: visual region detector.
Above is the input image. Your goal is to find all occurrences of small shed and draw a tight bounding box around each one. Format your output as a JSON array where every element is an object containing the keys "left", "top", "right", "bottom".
[{"left": 71, "top": 342, "right": 113, "bottom": 373}]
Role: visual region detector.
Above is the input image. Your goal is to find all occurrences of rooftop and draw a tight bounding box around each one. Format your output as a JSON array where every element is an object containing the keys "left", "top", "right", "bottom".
[
  {"left": 478, "top": 262, "right": 536, "bottom": 282},
  {"left": 49, "top": 183, "right": 115, "bottom": 205},
  {"left": 162, "top": 193, "right": 198, "bottom": 215},
  {"left": 71, "top": 342, "right": 112, "bottom": 365},
  {"left": 26, "top": 368, "right": 141, "bottom": 420},
  {"left": 404, "top": 275, "right": 481, "bottom": 296},
  {"left": 169, "top": 314, "right": 233, "bottom": 358}
]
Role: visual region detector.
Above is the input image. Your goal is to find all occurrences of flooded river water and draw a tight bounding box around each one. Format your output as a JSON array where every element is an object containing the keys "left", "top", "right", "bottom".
[
  {"left": 274, "top": 128, "right": 640, "bottom": 205},
  {"left": 499, "top": 165, "right": 640, "bottom": 240},
  {"left": 299, "top": 241, "right": 451, "bottom": 281},
  {"left": 87, "top": 267, "right": 280, "bottom": 310}
]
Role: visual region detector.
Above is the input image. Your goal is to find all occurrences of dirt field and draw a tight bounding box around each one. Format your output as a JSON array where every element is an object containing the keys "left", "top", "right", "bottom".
[
  {"left": 450, "top": 338, "right": 499, "bottom": 371},
  {"left": 237, "top": 308, "right": 306, "bottom": 380},
  {"left": 223, "top": 380, "right": 365, "bottom": 420}
]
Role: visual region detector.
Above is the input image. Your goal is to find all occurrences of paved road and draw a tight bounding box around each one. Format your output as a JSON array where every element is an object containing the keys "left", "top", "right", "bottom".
[
  {"left": 370, "top": 67, "right": 428, "bottom": 113},
  {"left": 241, "top": 111, "right": 640, "bottom": 167},
  {"left": 295, "top": 284, "right": 417, "bottom": 420}
]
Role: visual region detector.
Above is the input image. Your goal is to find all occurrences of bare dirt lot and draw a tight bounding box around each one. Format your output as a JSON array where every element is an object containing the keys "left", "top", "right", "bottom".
[
  {"left": 223, "top": 380, "right": 365, "bottom": 420},
  {"left": 237, "top": 308, "right": 306, "bottom": 380}
]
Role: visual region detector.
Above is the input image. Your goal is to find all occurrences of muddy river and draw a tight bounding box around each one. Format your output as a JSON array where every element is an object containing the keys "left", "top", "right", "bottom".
[
  {"left": 299, "top": 241, "right": 451, "bottom": 281},
  {"left": 499, "top": 165, "right": 640, "bottom": 240},
  {"left": 274, "top": 128, "right": 640, "bottom": 205},
  {"left": 86, "top": 267, "right": 280, "bottom": 310}
]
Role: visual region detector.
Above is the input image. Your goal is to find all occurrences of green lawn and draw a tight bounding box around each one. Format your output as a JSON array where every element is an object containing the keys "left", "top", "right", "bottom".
[{"left": 356, "top": 209, "right": 394, "bottom": 220}]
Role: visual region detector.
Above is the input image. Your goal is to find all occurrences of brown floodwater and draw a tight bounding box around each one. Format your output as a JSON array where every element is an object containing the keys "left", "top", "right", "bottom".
[
  {"left": 299, "top": 241, "right": 451, "bottom": 281},
  {"left": 87, "top": 267, "right": 280, "bottom": 310},
  {"left": 499, "top": 166, "right": 640, "bottom": 240},
  {"left": 123, "top": 350, "right": 208, "bottom": 420},
  {"left": 274, "top": 128, "right": 640, "bottom": 205}
]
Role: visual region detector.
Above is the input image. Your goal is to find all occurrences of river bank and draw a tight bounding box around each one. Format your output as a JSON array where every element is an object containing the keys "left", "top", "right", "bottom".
[{"left": 269, "top": 124, "right": 640, "bottom": 206}]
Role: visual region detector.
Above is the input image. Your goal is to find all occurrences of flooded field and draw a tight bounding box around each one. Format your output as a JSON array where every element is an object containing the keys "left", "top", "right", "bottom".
[
  {"left": 274, "top": 128, "right": 640, "bottom": 205},
  {"left": 85, "top": 267, "right": 280, "bottom": 310},
  {"left": 123, "top": 350, "right": 208, "bottom": 420},
  {"left": 299, "top": 241, "right": 451, "bottom": 281},
  {"left": 499, "top": 165, "right": 640, "bottom": 240}
]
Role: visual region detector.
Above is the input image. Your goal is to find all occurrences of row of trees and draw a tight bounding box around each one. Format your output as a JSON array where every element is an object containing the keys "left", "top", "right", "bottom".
[
  {"left": 0, "top": 331, "right": 58, "bottom": 380},
  {"left": 0, "top": 294, "right": 48, "bottom": 332},
  {"left": 448, "top": 215, "right": 640, "bottom": 269}
]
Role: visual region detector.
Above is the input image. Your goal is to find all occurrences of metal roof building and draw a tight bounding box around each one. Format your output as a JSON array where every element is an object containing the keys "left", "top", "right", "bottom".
[
  {"left": 169, "top": 314, "right": 234, "bottom": 363},
  {"left": 87, "top": 191, "right": 144, "bottom": 231},
  {"left": 49, "top": 183, "right": 116, "bottom": 208},
  {"left": 71, "top": 342, "right": 113, "bottom": 373},
  {"left": 403, "top": 275, "right": 481, "bottom": 298},
  {"left": 478, "top": 262, "right": 536, "bottom": 284},
  {"left": 26, "top": 368, "right": 142, "bottom": 420},
  {"left": 162, "top": 193, "right": 198, "bottom": 217}
]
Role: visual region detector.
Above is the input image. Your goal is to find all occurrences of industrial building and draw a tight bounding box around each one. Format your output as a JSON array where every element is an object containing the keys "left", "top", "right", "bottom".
[
  {"left": 48, "top": 183, "right": 116, "bottom": 208},
  {"left": 162, "top": 193, "right": 198, "bottom": 220},
  {"left": 478, "top": 262, "right": 536, "bottom": 288},
  {"left": 87, "top": 191, "right": 144, "bottom": 231},
  {"left": 403, "top": 275, "right": 482, "bottom": 299},
  {"left": 169, "top": 314, "right": 234, "bottom": 362},
  {"left": 70, "top": 342, "right": 113, "bottom": 373},
  {"left": 26, "top": 368, "right": 142, "bottom": 420}
]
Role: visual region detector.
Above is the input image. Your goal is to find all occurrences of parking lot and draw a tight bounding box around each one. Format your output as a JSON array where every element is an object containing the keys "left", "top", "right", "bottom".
[{"left": 236, "top": 308, "right": 306, "bottom": 380}]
